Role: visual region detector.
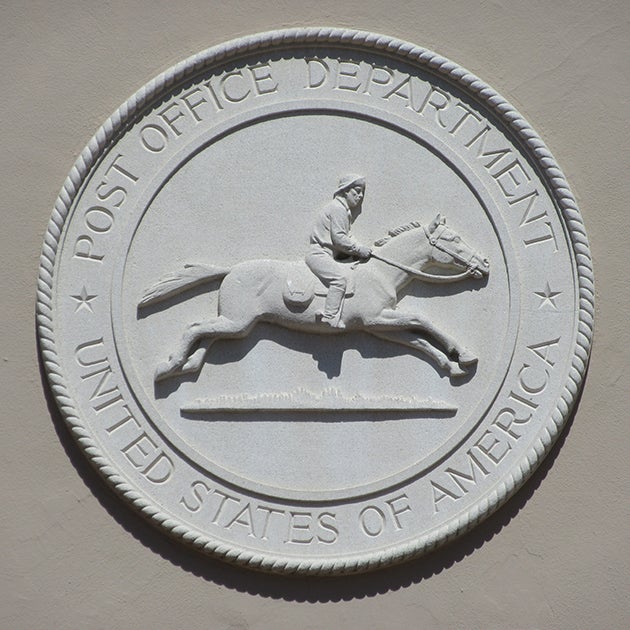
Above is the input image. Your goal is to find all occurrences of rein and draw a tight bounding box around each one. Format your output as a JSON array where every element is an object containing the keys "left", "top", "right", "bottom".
[
  {"left": 370, "top": 224, "right": 481, "bottom": 283},
  {"left": 370, "top": 252, "right": 471, "bottom": 283}
]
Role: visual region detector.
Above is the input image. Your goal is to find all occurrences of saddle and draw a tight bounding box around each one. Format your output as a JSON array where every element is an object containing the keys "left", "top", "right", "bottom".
[{"left": 282, "top": 262, "right": 355, "bottom": 307}]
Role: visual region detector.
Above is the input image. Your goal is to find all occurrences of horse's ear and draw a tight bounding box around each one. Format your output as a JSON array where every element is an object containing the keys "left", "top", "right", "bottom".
[{"left": 428, "top": 213, "right": 442, "bottom": 233}]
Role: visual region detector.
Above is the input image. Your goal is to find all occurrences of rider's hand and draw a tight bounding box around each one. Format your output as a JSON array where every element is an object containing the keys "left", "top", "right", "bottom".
[{"left": 357, "top": 245, "right": 372, "bottom": 260}]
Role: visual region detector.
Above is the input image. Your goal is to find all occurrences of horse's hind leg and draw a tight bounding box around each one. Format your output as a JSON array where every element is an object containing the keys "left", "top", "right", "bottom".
[
  {"left": 155, "top": 316, "right": 254, "bottom": 381},
  {"left": 178, "top": 338, "right": 213, "bottom": 375}
]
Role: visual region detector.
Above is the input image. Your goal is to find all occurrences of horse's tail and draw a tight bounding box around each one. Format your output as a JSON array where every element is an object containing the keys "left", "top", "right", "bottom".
[{"left": 138, "top": 263, "right": 230, "bottom": 308}]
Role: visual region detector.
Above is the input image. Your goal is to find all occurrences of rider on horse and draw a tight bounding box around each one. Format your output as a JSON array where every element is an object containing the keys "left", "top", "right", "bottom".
[{"left": 305, "top": 174, "right": 372, "bottom": 328}]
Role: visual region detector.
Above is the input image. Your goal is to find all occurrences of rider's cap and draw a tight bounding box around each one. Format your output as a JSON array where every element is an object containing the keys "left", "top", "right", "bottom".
[{"left": 335, "top": 174, "right": 365, "bottom": 196}]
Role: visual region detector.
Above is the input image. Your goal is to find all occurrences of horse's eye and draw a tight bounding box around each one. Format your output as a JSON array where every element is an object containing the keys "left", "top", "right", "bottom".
[{"left": 453, "top": 236, "right": 461, "bottom": 243}]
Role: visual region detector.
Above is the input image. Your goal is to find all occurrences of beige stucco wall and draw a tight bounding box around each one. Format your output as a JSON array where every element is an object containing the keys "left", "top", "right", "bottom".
[{"left": 2, "top": 2, "right": 628, "bottom": 628}]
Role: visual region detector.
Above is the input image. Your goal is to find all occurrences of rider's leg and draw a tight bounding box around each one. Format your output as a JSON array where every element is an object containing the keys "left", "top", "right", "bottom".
[
  {"left": 320, "top": 277, "right": 346, "bottom": 327},
  {"left": 306, "top": 249, "right": 349, "bottom": 328}
]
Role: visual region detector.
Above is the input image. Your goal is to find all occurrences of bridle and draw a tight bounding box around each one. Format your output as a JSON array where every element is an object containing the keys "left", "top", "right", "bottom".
[
  {"left": 423, "top": 224, "right": 484, "bottom": 274},
  {"left": 369, "top": 224, "right": 485, "bottom": 283}
]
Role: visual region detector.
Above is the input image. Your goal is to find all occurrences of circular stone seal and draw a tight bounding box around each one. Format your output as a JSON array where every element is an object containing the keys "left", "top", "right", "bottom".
[{"left": 38, "top": 29, "right": 593, "bottom": 574}]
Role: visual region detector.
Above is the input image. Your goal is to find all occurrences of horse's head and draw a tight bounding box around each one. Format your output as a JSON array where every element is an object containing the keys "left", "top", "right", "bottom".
[{"left": 424, "top": 214, "right": 490, "bottom": 279}]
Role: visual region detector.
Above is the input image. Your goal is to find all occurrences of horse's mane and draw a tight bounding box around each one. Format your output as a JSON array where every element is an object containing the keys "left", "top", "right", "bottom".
[{"left": 374, "top": 221, "right": 423, "bottom": 247}]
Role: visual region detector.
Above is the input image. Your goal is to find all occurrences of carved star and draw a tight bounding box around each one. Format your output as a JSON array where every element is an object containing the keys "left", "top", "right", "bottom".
[
  {"left": 71, "top": 286, "right": 97, "bottom": 313},
  {"left": 534, "top": 283, "right": 561, "bottom": 310}
]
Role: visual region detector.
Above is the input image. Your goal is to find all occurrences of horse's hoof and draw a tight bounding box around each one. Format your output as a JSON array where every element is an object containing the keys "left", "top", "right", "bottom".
[
  {"left": 449, "top": 362, "right": 467, "bottom": 378},
  {"left": 458, "top": 350, "right": 477, "bottom": 366},
  {"left": 181, "top": 347, "right": 207, "bottom": 374},
  {"left": 155, "top": 362, "right": 174, "bottom": 382}
]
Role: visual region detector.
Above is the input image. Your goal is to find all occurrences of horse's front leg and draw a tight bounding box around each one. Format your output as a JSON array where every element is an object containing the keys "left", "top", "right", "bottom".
[
  {"left": 369, "top": 309, "right": 477, "bottom": 368},
  {"left": 370, "top": 330, "right": 466, "bottom": 377}
]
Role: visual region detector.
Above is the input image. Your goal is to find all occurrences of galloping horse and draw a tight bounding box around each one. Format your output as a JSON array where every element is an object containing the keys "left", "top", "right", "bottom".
[{"left": 140, "top": 214, "right": 489, "bottom": 381}]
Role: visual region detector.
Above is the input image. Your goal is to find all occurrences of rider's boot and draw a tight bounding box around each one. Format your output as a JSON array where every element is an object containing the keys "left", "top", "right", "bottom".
[{"left": 317, "top": 285, "right": 346, "bottom": 328}]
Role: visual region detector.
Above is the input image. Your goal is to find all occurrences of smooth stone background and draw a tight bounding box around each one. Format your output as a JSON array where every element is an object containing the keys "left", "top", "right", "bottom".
[{"left": 2, "top": 2, "right": 628, "bottom": 628}]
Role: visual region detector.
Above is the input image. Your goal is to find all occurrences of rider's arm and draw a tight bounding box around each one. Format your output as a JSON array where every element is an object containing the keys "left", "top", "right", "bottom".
[{"left": 329, "top": 205, "right": 370, "bottom": 258}]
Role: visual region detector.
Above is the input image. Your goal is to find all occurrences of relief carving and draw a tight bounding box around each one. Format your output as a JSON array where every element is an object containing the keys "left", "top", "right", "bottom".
[
  {"left": 139, "top": 177, "right": 489, "bottom": 383},
  {"left": 38, "top": 29, "right": 591, "bottom": 574}
]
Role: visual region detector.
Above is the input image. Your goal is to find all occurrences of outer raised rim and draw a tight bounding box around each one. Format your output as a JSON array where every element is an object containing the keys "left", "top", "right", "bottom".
[{"left": 37, "top": 27, "right": 594, "bottom": 575}]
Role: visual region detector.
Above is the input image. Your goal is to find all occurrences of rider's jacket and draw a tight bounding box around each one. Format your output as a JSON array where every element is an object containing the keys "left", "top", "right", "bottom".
[{"left": 308, "top": 197, "right": 363, "bottom": 260}]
